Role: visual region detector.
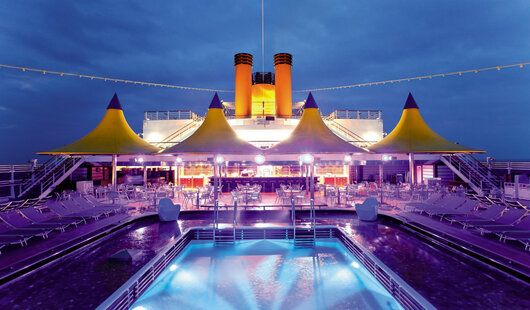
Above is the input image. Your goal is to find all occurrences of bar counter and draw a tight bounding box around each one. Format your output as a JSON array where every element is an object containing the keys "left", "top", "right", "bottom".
[{"left": 209, "top": 176, "right": 319, "bottom": 192}]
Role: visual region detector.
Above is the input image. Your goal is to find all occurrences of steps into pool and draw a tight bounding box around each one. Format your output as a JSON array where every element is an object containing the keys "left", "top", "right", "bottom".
[
  {"left": 213, "top": 229, "right": 236, "bottom": 245},
  {"left": 294, "top": 227, "right": 316, "bottom": 246}
]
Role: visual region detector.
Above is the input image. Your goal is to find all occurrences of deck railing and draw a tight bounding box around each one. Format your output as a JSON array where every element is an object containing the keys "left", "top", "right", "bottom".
[
  {"left": 144, "top": 110, "right": 199, "bottom": 121},
  {"left": 328, "top": 109, "right": 382, "bottom": 120}
]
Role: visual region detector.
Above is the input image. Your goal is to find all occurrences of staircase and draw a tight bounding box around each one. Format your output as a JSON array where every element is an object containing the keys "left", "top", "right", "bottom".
[
  {"left": 18, "top": 156, "right": 85, "bottom": 199},
  {"left": 440, "top": 154, "right": 503, "bottom": 195},
  {"left": 324, "top": 118, "right": 372, "bottom": 149},
  {"left": 154, "top": 116, "right": 204, "bottom": 149}
]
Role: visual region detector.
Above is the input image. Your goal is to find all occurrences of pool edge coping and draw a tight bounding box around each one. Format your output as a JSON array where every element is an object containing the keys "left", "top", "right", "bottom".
[{"left": 97, "top": 225, "right": 435, "bottom": 310}]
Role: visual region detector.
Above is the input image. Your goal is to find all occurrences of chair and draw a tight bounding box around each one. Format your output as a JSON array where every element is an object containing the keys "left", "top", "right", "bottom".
[
  {"left": 20, "top": 207, "right": 82, "bottom": 231},
  {"left": 58, "top": 199, "right": 107, "bottom": 221},
  {"left": 460, "top": 207, "right": 526, "bottom": 230},
  {"left": 404, "top": 193, "right": 443, "bottom": 211},
  {"left": 158, "top": 198, "right": 181, "bottom": 221},
  {"left": 443, "top": 204, "right": 506, "bottom": 225},
  {"left": 0, "top": 213, "right": 54, "bottom": 239},
  {"left": 356, "top": 197, "right": 379, "bottom": 221},
  {"left": 182, "top": 191, "right": 196, "bottom": 208},
  {"left": 473, "top": 210, "right": 528, "bottom": 235},
  {"left": 421, "top": 196, "right": 467, "bottom": 217}
]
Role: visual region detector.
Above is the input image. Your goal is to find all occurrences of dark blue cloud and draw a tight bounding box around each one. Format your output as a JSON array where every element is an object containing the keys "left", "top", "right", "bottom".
[{"left": 0, "top": 0, "right": 529, "bottom": 162}]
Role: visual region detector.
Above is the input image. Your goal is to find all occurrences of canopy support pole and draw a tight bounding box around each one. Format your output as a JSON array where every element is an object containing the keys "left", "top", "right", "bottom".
[
  {"left": 408, "top": 153, "right": 415, "bottom": 185},
  {"left": 213, "top": 157, "right": 219, "bottom": 230},
  {"left": 111, "top": 154, "right": 118, "bottom": 189},
  {"left": 310, "top": 161, "right": 315, "bottom": 230},
  {"left": 143, "top": 163, "right": 147, "bottom": 186}
]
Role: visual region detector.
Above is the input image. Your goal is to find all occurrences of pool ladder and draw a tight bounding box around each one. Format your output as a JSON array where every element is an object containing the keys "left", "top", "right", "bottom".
[
  {"left": 213, "top": 200, "right": 237, "bottom": 246},
  {"left": 292, "top": 196, "right": 316, "bottom": 247}
]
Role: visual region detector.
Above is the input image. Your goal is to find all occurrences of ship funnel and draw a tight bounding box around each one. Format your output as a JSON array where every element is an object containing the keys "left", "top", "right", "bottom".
[
  {"left": 274, "top": 53, "right": 293, "bottom": 118},
  {"left": 234, "top": 53, "right": 253, "bottom": 118}
]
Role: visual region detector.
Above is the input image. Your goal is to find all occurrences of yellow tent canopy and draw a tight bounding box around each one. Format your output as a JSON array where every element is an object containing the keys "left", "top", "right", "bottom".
[
  {"left": 163, "top": 93, "right": 262, "bottom": 155},
  {"left": 267, "top": 93, "right": 367, "bottom": 155},
  {"left": 39, "top": 94, "right": 160, "bottom": 155},
  {"left": 369, "top": 93, "right": 483, "bottom": 154}
]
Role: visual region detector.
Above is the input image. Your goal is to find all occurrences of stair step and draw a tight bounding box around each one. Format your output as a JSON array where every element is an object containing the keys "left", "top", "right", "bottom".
[
  {"left": 213, "top": 229, "right": 235, "bottom": 245},
  {"left": 293, "top": 228, "right": 316, "bottom": 247}
]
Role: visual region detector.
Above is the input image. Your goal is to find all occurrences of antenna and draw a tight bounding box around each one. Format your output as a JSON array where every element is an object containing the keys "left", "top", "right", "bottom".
[{"left": 261, "top": 0, "right": 265, "bottom": 73}]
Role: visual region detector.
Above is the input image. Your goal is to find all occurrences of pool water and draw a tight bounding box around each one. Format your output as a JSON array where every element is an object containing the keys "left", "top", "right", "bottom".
[{"left": 131, "top": 239, "right": 403, "bottom": 310}]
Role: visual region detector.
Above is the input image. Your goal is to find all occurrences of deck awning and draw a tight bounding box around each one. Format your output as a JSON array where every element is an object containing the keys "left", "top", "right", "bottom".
[
  {"left": 39, "top": 94, "right": 160, "bottom": 155},
  {"left": 266, "top": 93, "right": 367, "bottom": 155},
  {"left": 368, "top": 93, "right": 483, "bottom": 154},
  {"left": 163, "top": 93, "right": 262, "bottom": 155}
]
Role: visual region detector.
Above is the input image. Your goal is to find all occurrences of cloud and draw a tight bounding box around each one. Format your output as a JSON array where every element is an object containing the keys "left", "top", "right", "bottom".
[{"left": 0, "top": 0, "right": 529, "bottom": 162}]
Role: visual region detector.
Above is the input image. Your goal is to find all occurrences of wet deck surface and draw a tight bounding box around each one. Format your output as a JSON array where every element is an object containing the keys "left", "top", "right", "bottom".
[
  {"left": 0, "top": 212, "right": 529, "bottom": 309},
  {"left": 1, "top": 194, "right": 529, "bottom": 309}
]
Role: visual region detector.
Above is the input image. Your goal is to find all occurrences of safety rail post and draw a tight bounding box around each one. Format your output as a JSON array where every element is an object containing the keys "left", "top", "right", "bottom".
[
  {"left": 232, "top": 199, "right": 237, "bottom": 241},
  {"left": 10, "top": 165, "right": 15, "bottom": 198},
  {"left": 291, "top": 192, "right": 296, "bottom": 239}
]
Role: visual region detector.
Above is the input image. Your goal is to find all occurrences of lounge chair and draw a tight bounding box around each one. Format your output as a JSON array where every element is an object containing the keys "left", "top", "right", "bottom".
[
  {"left": 0, "top": 234, "right": 33, "bottom": 247},
  {"left": 426, "top": 199, "right": 479, "bottom": 219},
  {"left": 0, "top": 220, "right": 51, "bottom": 239},
  {"left": 85, "top": 195, "right": 124, "bottom": 213},
  {"left": 460, "top": 208, "right": 526, "bottom": 230},
  {"left": 404, "top": 193, "right": 443, "bottom": 212},
  {"left": 443, "top": 204, "right": 505, "bottom": 225},
  {"left": 421, "top": 196, "right": 468, "bottom": 217},
  {"left": 500, "top": 232, "right": 530, "bottom": 250},
  {"left": 73, "top": 196, "right": 121, "bottom": 215},
  {"left": 21, "top": 207, "right": 84, "bottom": 230},
  {"left": 61, "top": 199, "right": 107, "bottom": 220},
  {"left": 409, "top": 195, "right": 465, "bottom": 214},
  {"left": 46, "top": 200, "right": 91, "bottom": 223},
  {"left": 0, "top": 211, "right": 59, "bottom": 236},
  {"left": 475, "top": 213, "right": 530, "bottom": 237}
]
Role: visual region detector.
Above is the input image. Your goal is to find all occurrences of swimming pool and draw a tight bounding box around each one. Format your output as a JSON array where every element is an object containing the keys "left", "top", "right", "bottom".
[{"left": 130, "top": 239, "right": 404, "bottom": 310}]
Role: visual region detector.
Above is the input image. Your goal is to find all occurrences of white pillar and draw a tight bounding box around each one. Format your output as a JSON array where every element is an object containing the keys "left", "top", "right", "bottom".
[
  {"left": 111, "top": 154, "right": 118, "bottom": 189},
  {"left": 408, "top": 153, "right": 415, "bottom": 185},
  {"left": 514, "top": 175, "right": 520, "bottom": 200},
  {"left": 143, "top": 164, "right": 148, "bottom": 186}
]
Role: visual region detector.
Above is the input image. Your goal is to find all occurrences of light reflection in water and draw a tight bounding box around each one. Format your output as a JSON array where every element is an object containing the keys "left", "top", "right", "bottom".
[{"left": 132, "top": 240, "right": 402, "bottom": 310}]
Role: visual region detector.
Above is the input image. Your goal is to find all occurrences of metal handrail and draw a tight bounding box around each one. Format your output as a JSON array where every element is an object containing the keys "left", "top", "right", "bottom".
[
  {"left": 452, "top": 154, "right": 503, "bottom": 189},
  {"left": 327, "top": 109, "right": 382, "bottom": 120},
  {"left": 325, "top": 119, "right": 374, "bottom": 147},
  {"left": 18, "top": 156, "right": 69, "bottom": 197},
  {"left": 155, "top": 116, "right": 204, "bottom": 148},
  {"left": 144, "top": 110, "right": 199, "bottom": 121},
  {"left": 19, "top": 156, "right": 66, "bottom": 189}
]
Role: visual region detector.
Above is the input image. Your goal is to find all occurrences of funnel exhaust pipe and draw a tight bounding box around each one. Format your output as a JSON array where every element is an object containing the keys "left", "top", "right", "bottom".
[
  {"left": 234, "top": 53, "right": 253, "bottom": 118},
  {"left": 274, "top": 53, "right": 293, "bottom": 118}
]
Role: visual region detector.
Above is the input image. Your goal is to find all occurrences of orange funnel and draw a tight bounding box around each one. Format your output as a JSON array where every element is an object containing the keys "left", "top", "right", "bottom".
[
  {"left": 234, "top": 53, "right": 253, "bottom": 118},
  {"left": 274, "top": 53, "right": 293, "bottom": 118}
]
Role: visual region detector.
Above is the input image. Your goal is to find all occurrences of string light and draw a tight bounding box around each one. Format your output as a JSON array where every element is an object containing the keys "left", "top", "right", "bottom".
[
  {"left": 0, "top": 60, "right": 527, "bottom": 93},
  {"left": 293, "top": 61, "right": 529, "bottom": 92},
  {"left": 0, "top": 63, "right": 232, "bottom": 93}
]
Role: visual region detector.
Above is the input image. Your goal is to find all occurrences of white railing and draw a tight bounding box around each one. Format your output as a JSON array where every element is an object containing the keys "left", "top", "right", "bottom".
[
  {"left": 18, "top": 156, "right": 84, "bottom": 199},
  {"left": 328, "top": 110, "right": 382, "bottom": 120},
  {"left": 0, "top": 164, "right": 41, "bottom": 199},
  {"left": 144, "top": 110, "right": 199, "bottom": 121},
  {"left": 152, "top": 116, "right": 204, "bottom": 149},
  {"left": 487, "top": 161, "right": 530, "bottom": 171}
]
